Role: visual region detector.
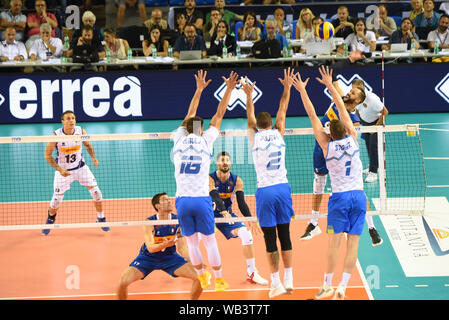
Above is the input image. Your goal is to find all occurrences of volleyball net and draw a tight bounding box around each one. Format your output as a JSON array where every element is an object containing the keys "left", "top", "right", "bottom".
[{"left": 0, "top": 124, "right": 426, "bottom": 231}]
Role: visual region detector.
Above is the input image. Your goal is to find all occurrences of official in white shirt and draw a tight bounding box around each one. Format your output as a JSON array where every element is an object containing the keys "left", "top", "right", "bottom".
[
  {"left": 352, "top": 80, "right": 389, "bottom": 183},
  {"left": 0, "top": 26, "right": 26, "bottom": 62},
  {"left": 29, "top": 23, "right": 63, "bottom": 60}
]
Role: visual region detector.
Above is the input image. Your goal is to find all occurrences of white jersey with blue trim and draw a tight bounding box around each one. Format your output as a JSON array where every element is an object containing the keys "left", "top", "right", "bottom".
[
  {"left": 326, "top": 135, "right": 363, "bottom": 193},
  {"left": 54, "top": 126, "right": 85, "bottom": 170},
  {"left": 251, "top": 128, "right": 288, "bottom": 188},
  {"left": 172, "top": 126, "right": 219, "bottom": 197}
]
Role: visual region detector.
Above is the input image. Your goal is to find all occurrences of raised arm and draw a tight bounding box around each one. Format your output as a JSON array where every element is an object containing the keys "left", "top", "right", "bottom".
[
  {"left": 316, "top": 65, "right": 356, "bottom": 139},
  {"left": 274, "top": 67, "right": 295, "bottom": 137},
  {"left": 181, "top": 69, "right": 212, "bottom": 127},
  {"left": 209, "top": 71, "right": 239, "bottom": 130},
  {"left": 292, "top": 72, "right": 329, "bottom": 153},
  {"left": 241, "top": 77, "right": 257, "bottom": 131}
]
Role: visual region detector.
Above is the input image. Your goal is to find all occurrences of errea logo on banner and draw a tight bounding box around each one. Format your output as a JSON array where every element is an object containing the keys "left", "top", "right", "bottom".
[
  {"left": 435, "top": 73, "right": 449, "bottom": 103},
  {"left": 214, "top": 78, "right": 262, "bottom": 111},
  {"left": 324, "top": 74, "right": 373, "bottom": 99},
  {"left": 3, "top": 76, "right": 142, "bottom": 120}
]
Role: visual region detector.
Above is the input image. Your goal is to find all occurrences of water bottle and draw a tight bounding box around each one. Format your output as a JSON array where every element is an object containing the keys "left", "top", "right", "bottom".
[
  {"left": 411, "top": 39, "right": 416, "bottom": 54},
  {"left": 168, "top": 45, "right": 173, "bottom": 58},
  {"left": 106, "top": 48, "right": 111, "bottom": 63},
  {"left": 288, "top": 42, "right": 293, "bottom": 57},
  {"left": 344, "top": 43, "right": 348, "bottom": 57},
  {"left": 152, "top": 46, "right": 157, "bottom": 58},
  {"left": 434, "top": 40, "right": 439, "bottom": 54},
  {"left": 222, "top": 45, "right": 228, "bottom": 58},
  {"left": 236, "top": 43, "right": 241, "bottom": 59},
  {"left": 286, "top": 30, "right": 291, "bottom": 40},
  {"left": 62, "top": 34, "right": 70, "bottom": 62},
  {"left": 127, "top": 48, "right": 132, "bottom": 60},
  {"left": 283, "top": 45, "right": 288, "bottom": 58}
]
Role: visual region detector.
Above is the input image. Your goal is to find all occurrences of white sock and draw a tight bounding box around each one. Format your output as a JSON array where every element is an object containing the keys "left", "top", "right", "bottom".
[
  {"left": 270, "top": 272, "right": 281, "bottom": 288},
  {"left": 366, "top": 215, "right": 375, "bottom": 229},
  {"left": 97, "top": 212, "right": 104, "bottom": 219},
  {"left": 246, "top": 258, "right": 256, "bottom": 275},
  {"left": 324, "top": 273, "right": 333, "bottom": 286},
  {"left": 339, "top": 272, "right": 352, "bottom": 287},
  {"left": 194, "top": 267, "right": 204, "bottom": 276},
  {"left": 310, "top": 210, "right": 319, "bottom": 226},
  {"left": 284, "top": 267, "right": 293, "bottom": 282},
  {"left": 213, "top": 268, "right": 223, "bottom": 279}
]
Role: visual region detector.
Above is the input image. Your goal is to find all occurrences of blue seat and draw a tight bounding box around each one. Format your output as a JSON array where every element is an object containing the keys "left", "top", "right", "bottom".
[
  {"left": 169, "top": 0, "right": 184, "bottom": 5},
  {"left": 145, "top": 0, "right": 169, "bottom": 6},
  {"left": 390, "top": 15, "right": 403, "bottom": 27},
  {"left": 196, "top": 0, "right": 214, "bottom": 4},
  {"left": 235, "top": 21, "right": 243, "bottom": 41},
  {"left": 292, "top": 19, "right": 297, "bottom": 39}
]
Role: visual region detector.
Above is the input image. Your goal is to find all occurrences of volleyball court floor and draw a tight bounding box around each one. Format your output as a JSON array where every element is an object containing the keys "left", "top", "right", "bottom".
[{"left": 0, "top": 113, "right": 448, "bottom": 300}]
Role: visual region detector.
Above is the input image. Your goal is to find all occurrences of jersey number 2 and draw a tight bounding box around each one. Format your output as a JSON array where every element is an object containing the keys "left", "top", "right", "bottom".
[
  {"left": 267, "top": 151, "right": 281, "bottom": 171},
  {"left": 180, "top": 155, "right": 202, "bottom": 174}
]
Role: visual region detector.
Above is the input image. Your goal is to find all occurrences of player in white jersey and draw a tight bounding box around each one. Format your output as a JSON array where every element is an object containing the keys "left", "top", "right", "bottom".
[
  {"left": 292, "top": 65, "right": 367, "bottom": 300},
  {"left": 43, "top": 110, "right": 108, "bottom": 235},
  {"left": 172, "top": 69, "right": 239, "bottom": 292},
  {"left": 241, "top": 68, "right": 296, "bottom": 299}
]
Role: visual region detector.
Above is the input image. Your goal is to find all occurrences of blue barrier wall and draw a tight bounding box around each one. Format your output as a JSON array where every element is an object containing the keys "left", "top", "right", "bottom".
[{"left": 0, "top": 64, "right": 448, "bottom": 124}]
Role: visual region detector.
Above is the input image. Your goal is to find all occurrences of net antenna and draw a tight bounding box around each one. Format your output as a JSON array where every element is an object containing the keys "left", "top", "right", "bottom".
[{"left": 0, "top": 125, "right": 426, "bottom": 231}]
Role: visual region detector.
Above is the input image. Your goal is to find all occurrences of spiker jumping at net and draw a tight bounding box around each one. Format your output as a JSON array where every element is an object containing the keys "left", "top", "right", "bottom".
[
  {"left": 43, "top": 110, "right": 108, "bottom": 235},
  {"left": 293, "top": 65, "right": 368, "bottom": 300}
]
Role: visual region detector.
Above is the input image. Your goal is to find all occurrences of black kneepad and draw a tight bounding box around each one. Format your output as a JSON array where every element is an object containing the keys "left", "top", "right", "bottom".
[
  {"left": 261, "top": 226, "right": 278, "bottom": 252},
  {"left": 277, "top": 223, "right": 292, "bottom": 251}
]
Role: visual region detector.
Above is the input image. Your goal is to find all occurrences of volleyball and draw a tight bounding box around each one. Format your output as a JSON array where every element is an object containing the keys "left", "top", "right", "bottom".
[{"left": 316, "top": 21, "right": 335, "bottom": 40}]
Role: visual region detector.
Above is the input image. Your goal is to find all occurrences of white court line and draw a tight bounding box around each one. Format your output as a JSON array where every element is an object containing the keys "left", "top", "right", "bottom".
[
  {"left": 0, "top": 286, "right": 367, "bottom": 300},
  {"left": 356, "top": 260, "right": 374, "bottom": 300},
  {"left": 427, "top": 185, "right": 449, "bottom": 188},
  {"left": 424, "top": 157, "right": 449, "bottom": 160},
  {"left": 385, "top": 285, "right": 399, "bottom": 288}
]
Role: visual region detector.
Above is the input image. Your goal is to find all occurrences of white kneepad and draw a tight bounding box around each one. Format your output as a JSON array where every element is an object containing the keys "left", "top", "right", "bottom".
[
  {"left": 313, "top": 174, "right": 327, "bottom": 195},
  {"left": 238, "top": 227, "right": 253, "bottom": 246},
  {"left": 50, "top": 193, "right": 64, "bottom": 209},
  {"left": 89, "top": 186, "right": 103, "bottom": 202}
]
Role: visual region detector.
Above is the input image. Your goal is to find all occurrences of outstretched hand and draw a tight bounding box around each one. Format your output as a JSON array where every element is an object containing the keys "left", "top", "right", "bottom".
[
  {"left": 278, "top": 67, "right": 295, "bottom": 89},
  {"left": 292, "top": 71, "right": 309, "bottom": 93},
  {"left": 241, "top": 76, "right": 256, "bottom": 97},
  {"left": 315, "top": 65, "right": 333, "bottom": 87},
  {"left": 222, "top": 71, "right": 239, "bottom": 90},
  {"left": 195, "top": 69, "right": 212, "bottom": 91}
]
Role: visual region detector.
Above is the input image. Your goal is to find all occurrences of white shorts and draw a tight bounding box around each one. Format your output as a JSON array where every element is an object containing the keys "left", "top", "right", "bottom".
[{"left": 53, "top": 165, "right": 97, "bottom": 194}]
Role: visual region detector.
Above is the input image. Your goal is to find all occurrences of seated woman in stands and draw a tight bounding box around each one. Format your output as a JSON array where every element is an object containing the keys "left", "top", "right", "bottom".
[
  {"left": 295, "top": 8, "right": 315, "bottom": 40},
  {"left": 238, "top": 11, "right": 261, "bottom": 42},
  {"left": 142, "top": 25, "right": 169, "bottom": 57},
  {"left": 104, "top": 27, "right": 130, "bottom": 60},
  {"left": 338, "top": 18, "right": 376, "bottom": 56}
]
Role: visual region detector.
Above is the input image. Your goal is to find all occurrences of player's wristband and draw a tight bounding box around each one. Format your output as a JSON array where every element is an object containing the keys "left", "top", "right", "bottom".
[
  {"left": 209, "top": 189, "right": 226, "bottom": 212},
  {"left": 236, "top": 191, "right": 252, "bottom": 217}
]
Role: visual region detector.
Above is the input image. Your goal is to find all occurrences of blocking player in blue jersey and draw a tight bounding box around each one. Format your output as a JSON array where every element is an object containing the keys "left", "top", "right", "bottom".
[
  {"left": 209, "top": 151, "right": 268, "bottom": 286},
  {"left": 116, "top": 193, "right": 203, "bottom": 300},
  {"left": 293, "top": 65, "right": 368, "bottom": 300}
]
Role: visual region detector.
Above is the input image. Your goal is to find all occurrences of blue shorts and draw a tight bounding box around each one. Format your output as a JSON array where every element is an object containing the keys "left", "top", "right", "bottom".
[
  {"left": 215, "top": 210, "right": 245, "bottom": 239},
  {"left": 313, "top": 142, "right": 328, "bottom": 175},
  {"left": 130, "top": 252, "right": 188, "bottom": 279},
  {"left": 327, "top": 190, "right": 367, "bottom": 235},
  {"left": 255, "top": 183, "right": 295, "bottom": 228},
  {"left": 175, "top": 196, "right": 215, "bottom": 236}
]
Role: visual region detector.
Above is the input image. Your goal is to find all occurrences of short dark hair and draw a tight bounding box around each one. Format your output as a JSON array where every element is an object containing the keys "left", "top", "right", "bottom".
[
  {"left": 185, "top": 116, "right": 204, "bottom": 134},
  {"left": 329, "top": 120, "right": 346, "bottom": 140},
  {"left": 82, "top": 25, "right": 94, "bottom": 33},
  {"left": 312, "top": 17, "right": 324, "bottom": 24},
  {"left": 61, "top": 110, "right": 75, "bottom": 120},
  {"left": 152, "top": 192, "right": 167, "bottom": 212},
  {"left": 256, "top": 112, "right": 272, "bottom": 129},
  {"left": 440, "top": 14, "right": 449, "bottom": 21},
  {"left": 216, "top": 151, "right": 231, "bottom": 161},
  {"left": 103, "top": 27, "right": 116, "bottom": 36},
  {"left": 401, "top": 17, "right": 414, "bottom": 28}
]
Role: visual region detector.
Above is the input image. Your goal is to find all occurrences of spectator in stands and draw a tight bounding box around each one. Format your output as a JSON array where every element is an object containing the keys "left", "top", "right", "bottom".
[
  {"left": 203, "top": 8, "right": 222, "bottom": 42},
  {"left": 144, "top": 8, "right": 168, "bottom": 32},
  {"left": 173, "top": 23, "right": 207, "bottom": 58},
  {"left": 262, "top": 19, "right": 288, "bottom": 49},
  {"left": 205, "top": 0, "right": 243, "bottom": 27},
  {"left": 332, "top": 6, "right": 355, "bottom": 39},
  {"left": 427, "top": 14, "right": 449, "bottom": 62},
  {"left": 67, "top": 24, "right": 105, "bottom": 59},
  {"left": 207, "top": 19, "right": 236, "bottom": 56},
  {"left": 414, "top": 0, "right": 442, "bottom": 28},
  {"left": 238, "top": 11, "right": 261, "bottom": 42},
  {"left": 382, "top": 17, "right": 420, "bottom": 53},
  {"left": 29, "top": 23, "right": 63, "bottom": 60},
  {"left": 0, "top": 26, "right": 27, "bottom": 61},
  {"left": 182, "top": 0, "right": 204, "bottom": 33},
  {"left": 338, "top": 18, "right": 376, "bottom": 56},
  {"left": 104, "top": 27, "right": 130, "bottom": 60},
  {"left": 301, "top": 16, "right": 336, "bottom": 66},
  {"left": 143, "top": 25, "right": 169, "bottom": 57},
  {"left": 273, "top": 7, "right": 293, "bottom": 38},
  {"left": 295, "top": 7, "right": 315, "bottom": 40},
  {"left": 367, "top": 5, "right": 397, "bottom": 38},
  {"left": 410, "top": 0, "right": 424, "bottom": 21},
  {"left": 246, "top": 0, "right": 294, "bottom": 4},
  {"left": 116, "top": 0, "right": 147, "bottom": 28},
  {"left": 72, "top": 11, "right": 104, "bottom": 44},
  {"left": 0, "top": 0, "right": 27, "bottom": 41},
  {"left": 175, "top": 12, "right": 187, "bottom": 37},
  {"left": 26, "top": 0, "right": 58, "bottom": 49}
]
